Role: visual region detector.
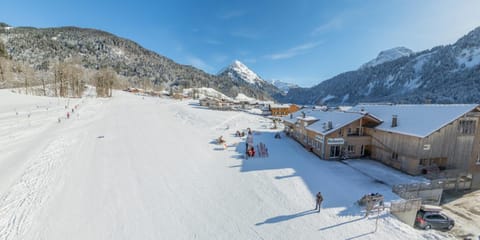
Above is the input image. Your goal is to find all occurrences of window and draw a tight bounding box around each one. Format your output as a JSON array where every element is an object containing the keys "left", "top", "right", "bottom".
[
  {"left": 420, "top": 158, "right": 428, "bottom": 166},
  {"left": 392, "top": 152, "right": 399, "bottom": 161},
  {"left": 458, "top": 120, "right": 476, "bottom": 135},
  {"left": 330, "top": 145, "right": 341, "bottom": 158},
  {"left": 477, "top": 153, "right": 480, "bottom": 165},
  {"left": 347, "top": 145, "right": 355, "bottom": 153}
]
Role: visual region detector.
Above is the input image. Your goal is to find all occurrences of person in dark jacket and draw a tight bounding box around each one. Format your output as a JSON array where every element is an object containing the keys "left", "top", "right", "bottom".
[{"left": 315, "top": 192, "right": 323, "bottom": 212}]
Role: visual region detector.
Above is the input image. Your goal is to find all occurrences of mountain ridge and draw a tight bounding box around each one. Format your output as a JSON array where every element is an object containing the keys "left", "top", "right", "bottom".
[
  {"left": 277, "top": 26, "right": 480, "bottom": 105},
  {"left": 0, "top": 23, "right": 273, "bottom": 100}
]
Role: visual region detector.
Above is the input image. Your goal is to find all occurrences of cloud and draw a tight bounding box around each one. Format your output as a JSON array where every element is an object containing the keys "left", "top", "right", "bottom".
[
  {"left": 312, "top": 17, "right": 344, "bottom": 35},
  {"left": 185, "top": 56, "right": 213, "bottom": 72},
  {"left": 219, "top": 10, "right": 246, "bottom": 19},
  {"left": 266, "top": 42, "right": 321, "bottom": 60}
]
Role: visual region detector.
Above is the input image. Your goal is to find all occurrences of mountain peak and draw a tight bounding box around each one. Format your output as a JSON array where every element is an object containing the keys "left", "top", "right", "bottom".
[
  {"left": 0, "top": 22, "right": 11, "bottom": 28},
  {"left": 219, "top": 60, "right": 264, "bottom": 85},
  {"left": 270, "top": 79, "right": 299, "bottom": 94},
  {"left": 361, "top": 47, "right": 413, "bottom": 69},
  {"left": 231, "top": 59, "right": 244, "bottom": 67}
]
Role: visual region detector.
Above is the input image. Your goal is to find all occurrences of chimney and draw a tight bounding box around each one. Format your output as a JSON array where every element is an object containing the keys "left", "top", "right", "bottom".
[
  {"left": 301, "top": 111, "right": 306, "bottom": 118},
  {"left": 290, "top": 114, "right": 293, "bottom": 119},
  {"left": 391, "top": 115, "right": 398, "bottom": 127},
  {"left": 327, "top": 121, "right": 333, "bottom": 130}
]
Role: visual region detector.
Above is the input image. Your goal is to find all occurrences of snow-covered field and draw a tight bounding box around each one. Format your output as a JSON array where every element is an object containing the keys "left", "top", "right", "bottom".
[{"left": 0, "top": 90, "right": 453, "bottom": 239}]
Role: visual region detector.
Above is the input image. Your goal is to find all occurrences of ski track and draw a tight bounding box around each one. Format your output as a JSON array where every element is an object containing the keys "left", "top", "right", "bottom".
[{"left": 0, "top": 137, "right": 73, "bottom": 240}]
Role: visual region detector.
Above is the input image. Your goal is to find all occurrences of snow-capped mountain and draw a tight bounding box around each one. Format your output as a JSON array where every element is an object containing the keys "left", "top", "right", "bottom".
[
  {"left": 218, "top": 60, "right": 282, "bottom": 97},
  {"left": 361, "top": 47, "right": 414, "bottom": 69},
  {"left": 218, "top": 60, "right": 265, "bottom": 85},
  {"left": 269, "top": 79, "right": 299, "bottom": 93},
  {"left": 0, "top": 23, "right": 274, "bottom": 100},
  {"left": 278, "top": 26, "right": 480, "bottom": 105}
]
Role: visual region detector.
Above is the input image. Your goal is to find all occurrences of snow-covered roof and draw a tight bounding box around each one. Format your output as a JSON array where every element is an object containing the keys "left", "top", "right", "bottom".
[
  {"left": 235, "top": 93, "right": 255, "bottom": 102},
  {"left": 282, "top": 109, "right": 367, "bottom": 135},
  {"left": 282, "top": 109, "right": 312, "bottom": 124},
  {"left": 270, "top": 104, "right": 291, "bottom": 109},
  {"left": 297, "top": 116, "right": 318, "bottom": 121},
  {"left": 305, "top": 111, "right": 365, "bottom": 135},
  {"left": 352, "top": 104, "right": 479, "bottom": 138}
]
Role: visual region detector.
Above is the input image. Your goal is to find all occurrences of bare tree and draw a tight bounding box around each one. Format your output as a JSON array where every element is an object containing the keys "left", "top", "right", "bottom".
[
  {"left": 0, "top": 58, "right": 8, "bottom": 87},
  {"left": 23, "top": 65, "right": 34, "bottom": 95},
  {"left": 94, "top": 68, "right": 117, "bottom": 97}
]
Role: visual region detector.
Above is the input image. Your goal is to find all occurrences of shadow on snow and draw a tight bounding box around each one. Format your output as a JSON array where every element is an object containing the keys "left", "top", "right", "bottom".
[{"left": 230, "top": 130, "right": 399, "bottom": 219}]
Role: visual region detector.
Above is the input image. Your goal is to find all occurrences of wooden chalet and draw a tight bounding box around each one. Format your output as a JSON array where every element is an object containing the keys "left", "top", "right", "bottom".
[
  {"left": 269, "top": 104, "right": 300, "bottom": 117},
  {"left": 283, "top": 104, "right": 480, "bottom": 188}
]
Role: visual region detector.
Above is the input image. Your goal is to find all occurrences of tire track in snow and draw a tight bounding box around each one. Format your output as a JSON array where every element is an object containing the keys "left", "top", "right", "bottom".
[{"left": 0, "top": 137, "right": 73, "bottom": 240}]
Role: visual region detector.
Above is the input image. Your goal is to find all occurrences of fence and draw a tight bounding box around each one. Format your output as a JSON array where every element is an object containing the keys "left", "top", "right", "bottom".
[
  {"left": 393, "top": 181, "right": 444, "bottom": 205},
  {"left": 390, "top": 198, "right": 422, "bottom": 213},
  {"left": 424, "top": 170, "right": 473, "bottom": 191},
  {"left": 390, "top": 198, "right": 423, "bottom": 227}
]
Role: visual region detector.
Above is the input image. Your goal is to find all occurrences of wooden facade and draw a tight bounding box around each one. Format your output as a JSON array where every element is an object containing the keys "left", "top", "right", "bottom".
[
  {"left": 283, "top": 106, "right": 480, "bottom": 188},
  {"left": 270, "top": 104, "right": 300, "bottom": 117},
  {"left": 285, "top": 114, "right": 380, "bottom": 160}
]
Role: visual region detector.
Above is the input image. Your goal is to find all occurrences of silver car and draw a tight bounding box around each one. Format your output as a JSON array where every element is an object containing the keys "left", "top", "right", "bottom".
[{"left": 415, "top": 210, "right": 455, "bottom": 230}]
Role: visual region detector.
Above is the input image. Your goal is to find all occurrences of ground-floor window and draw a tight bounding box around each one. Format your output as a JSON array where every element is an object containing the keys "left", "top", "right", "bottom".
[
  {"left": 391, "top": 152, "right": 399, "bottom": 161},
  {"left": 347, "top": 145, "right": 355, "bottom": 154},
  {"left": 330, "top": 145, "right": 341, "bottom": 158}
]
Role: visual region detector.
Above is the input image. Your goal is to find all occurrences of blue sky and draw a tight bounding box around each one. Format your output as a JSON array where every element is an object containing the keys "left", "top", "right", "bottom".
[{"left": 1, "top": 0, "right": 480, "bottom": 87}]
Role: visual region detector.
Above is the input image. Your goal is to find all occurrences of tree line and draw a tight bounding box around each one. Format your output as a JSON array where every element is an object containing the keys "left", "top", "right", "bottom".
[{"left": 0, "top": 41, "right": 119, "bottom": 98}]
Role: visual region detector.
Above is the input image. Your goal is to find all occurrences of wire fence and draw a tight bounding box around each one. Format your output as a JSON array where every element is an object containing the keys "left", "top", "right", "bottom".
[{"left": 390, "top": 198, "right": 422, "bottom": 213}]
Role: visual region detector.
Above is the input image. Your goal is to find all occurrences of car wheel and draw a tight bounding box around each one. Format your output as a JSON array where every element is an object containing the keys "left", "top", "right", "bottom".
[
  {"left": 424, "top": 225, "right": 431, "bottom": 230},
  {"left": 447, "top": 224, "right": 454, "bottom": 230}
]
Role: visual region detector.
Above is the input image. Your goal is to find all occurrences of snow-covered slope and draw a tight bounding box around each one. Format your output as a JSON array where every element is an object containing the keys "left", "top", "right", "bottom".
[
  {"left": 361, "top": 47, "right": 413, "bottom": 69},
  {"left": 0, "top": 90, "right": 458, "bottom": 239},
  {"left": 218, "top": 60, "right": 283, "bottom": 97},
  {"left": 219, "top": 60, "right": 265, "bottom": 85},
  {"left": 270, "top": 79, "right": 299, "bottom": 94},
  {"left": 280, "top": 26, "right": 480, "bottom": 105}
]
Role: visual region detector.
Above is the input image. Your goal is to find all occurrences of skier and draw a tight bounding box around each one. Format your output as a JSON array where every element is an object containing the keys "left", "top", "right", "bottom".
[
  {"left": 315, "top": 192, "right": 323, "bottom": 212},
  {"left": 67, "top": 112, "right": 70, "bottom": 119}
]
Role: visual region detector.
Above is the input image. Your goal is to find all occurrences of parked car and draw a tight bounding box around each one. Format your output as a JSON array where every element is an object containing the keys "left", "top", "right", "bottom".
[{"left": 415, "top": 209, "right": 455, "bottom": 230}]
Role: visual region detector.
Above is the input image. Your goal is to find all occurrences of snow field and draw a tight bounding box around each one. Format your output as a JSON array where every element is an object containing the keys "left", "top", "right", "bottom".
[{"left": 0, "top": 91, "right": 452, "bottom": 239}]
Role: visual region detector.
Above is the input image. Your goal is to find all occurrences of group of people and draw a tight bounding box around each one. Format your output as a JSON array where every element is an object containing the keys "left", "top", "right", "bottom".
[{"left": 235, "top": 130, "right": 245, "bottom": 137}]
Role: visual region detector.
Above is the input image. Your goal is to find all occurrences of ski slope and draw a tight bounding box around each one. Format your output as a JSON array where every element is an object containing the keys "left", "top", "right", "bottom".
[{"left": 0, "top": 90, "right": 451, "bottom": 239}]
